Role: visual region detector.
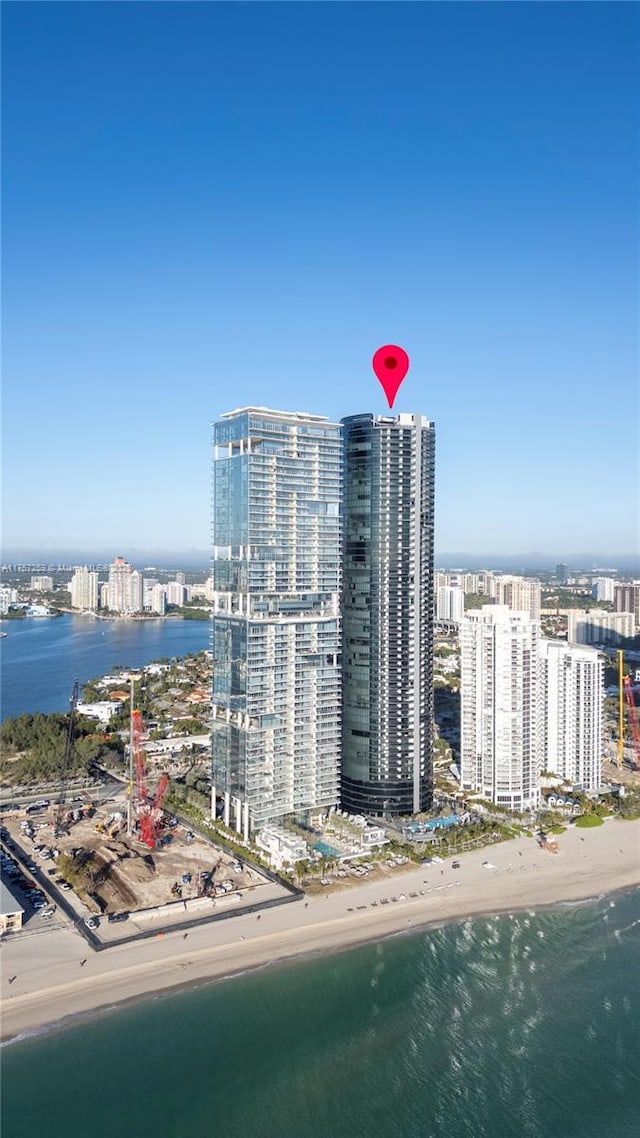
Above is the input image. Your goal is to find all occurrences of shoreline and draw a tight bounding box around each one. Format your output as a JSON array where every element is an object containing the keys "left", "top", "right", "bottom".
[
  {"left": 2, "top": 819, "right": 638, "bottom": 1046},
  {"left": 3, "top": 878, "right": 637, "bottom": 1050}
]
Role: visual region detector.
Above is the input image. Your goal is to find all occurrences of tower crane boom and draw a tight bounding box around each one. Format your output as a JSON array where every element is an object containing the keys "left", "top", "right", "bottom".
[
  {"left": 623, "top": 675, "right": 640, "bottom": 770},
  {"left": 54, "top": 680, "right": 80, "bottom": 838}
]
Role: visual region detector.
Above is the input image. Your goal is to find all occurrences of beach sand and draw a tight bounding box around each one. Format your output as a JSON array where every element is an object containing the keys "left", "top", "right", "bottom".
[{"left": 2, "top": 818, "right": 638, "bottom": 1044}]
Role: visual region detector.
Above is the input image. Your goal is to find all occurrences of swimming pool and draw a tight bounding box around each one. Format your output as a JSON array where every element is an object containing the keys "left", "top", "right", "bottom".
[{"left": 314, "top": 840, "right": 341, "bottom": 858}]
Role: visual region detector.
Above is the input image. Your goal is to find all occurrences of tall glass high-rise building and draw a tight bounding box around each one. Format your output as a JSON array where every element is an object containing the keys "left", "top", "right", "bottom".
[
  {"left": 211, "top": 407, "right": 342, "bottom": 837},
  {"left": 341, "top": 413, "right": 436, "bottom": 817}
]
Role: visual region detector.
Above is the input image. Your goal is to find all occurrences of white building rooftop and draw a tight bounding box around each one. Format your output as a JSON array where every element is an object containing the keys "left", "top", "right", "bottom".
[{"left": 218, "top": 406, "right": 334, "bottom": 423}]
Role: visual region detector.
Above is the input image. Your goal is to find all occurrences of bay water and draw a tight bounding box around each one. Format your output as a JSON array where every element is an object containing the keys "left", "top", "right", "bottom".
[
  {"left": 3, "top": 889, "right": 639, "bottom": 1138},
  {"left": 2, "top": 616, "right": 639, "bottom": 1136},
  {"left": 0, "top": 613, "right": 210, "bottom": 720}
]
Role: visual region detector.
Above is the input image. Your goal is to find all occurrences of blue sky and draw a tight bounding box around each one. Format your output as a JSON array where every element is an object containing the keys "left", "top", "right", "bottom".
[{"left": 2, "top": 1, "right": 638, "bottom": 558}]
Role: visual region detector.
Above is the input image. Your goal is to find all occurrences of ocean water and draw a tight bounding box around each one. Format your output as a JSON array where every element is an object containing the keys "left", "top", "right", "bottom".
[
  {"left": 0, "top": 613, "right": 210, "bottom": 720},
  {"left": 3, "top": 889, "right": 639, "bottom": 1138}
]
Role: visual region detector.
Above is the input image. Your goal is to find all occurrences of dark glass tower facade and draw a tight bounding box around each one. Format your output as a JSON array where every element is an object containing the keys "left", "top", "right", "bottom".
[{"left": 341, "top": 413, "right": 435, "bottom": 817}]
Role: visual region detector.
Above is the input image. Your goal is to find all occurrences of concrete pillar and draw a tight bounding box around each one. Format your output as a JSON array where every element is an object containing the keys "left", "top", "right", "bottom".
[
  {"left": 223, "top": 791, "right": 230, "bottom": 827},
  {"left": 234, "top": 796, "right": 242, "bottom": 833},
  {"left": 211, "top": 785, "right": 217, "bottom": 819},
  {"left": 243, "top": 801, "right": 250, "bottom": 842}
]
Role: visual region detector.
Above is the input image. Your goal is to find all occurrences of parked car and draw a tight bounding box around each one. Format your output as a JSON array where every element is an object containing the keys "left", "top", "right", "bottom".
[
  {"left": 84, "top": 916, "right": 99, "bottom": 930},
  {"left": 108, "top": 911, "right": 129, "bottom": 923}
]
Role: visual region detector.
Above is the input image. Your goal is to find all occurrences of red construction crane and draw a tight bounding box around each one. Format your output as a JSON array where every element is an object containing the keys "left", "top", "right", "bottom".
[
  {"left": 623, "top": 676, "right": 640, "bottom": 770},
  {"left": 140, "top": 773, "right": 169, "bottom": 849},
  {"left": 128, "top": 708, "right": 169, "bottom": 847}
]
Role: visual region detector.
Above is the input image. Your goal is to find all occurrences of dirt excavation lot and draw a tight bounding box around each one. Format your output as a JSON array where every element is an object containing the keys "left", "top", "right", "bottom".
[
  {"left": 59, "top": 814, "right": 266, "bottom": 913},
  {"left": 4, "top": 797, "right": 288, "bottom": 940}
]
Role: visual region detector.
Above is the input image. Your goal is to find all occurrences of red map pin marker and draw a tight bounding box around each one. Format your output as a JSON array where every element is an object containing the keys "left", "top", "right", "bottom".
[{"left": 372, "top": 345, "right": 410, "bottom": 408}]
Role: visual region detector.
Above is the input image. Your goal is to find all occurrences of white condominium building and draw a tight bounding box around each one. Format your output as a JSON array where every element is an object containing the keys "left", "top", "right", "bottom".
[
  {"left": 461, "top": 605, "right": 540, "bottom": 812},
  {"left": 30, "top": 575, "right": 53, "bottom": 592},
  {"left": 0, "top": 585, "right": 18, "bottom": 614},
  {"left": 70, "top": 567, "right": 99, "bottom": 611},
  {"left": 435, "top": 571, "right": 495, "bottom": 596},
  {"left": 436, "top": 585, "right": 464, "bottom": 623},
  {"left": 614, "top": 583, "right": 640, "bottom": 630},
  {"left": 477, "top": 571, "right": 497, "bottom": 597},
  {"left": 443, "top": 572, "right": 480, "bottom": 593},
  {"left": 494, "top": 576, "right": 541, "bottom": 620},
  {"left": 166, "top": 581, "right": 188, "bottom": 606},
  {"left": 538, "top": 641, "right": 603, "bottom": 790},
  {"left": 143, "top": 579, "right": 166, "bottom": 615},
  {"left": 150, "top": 584, "right": 166, "bottom": 615},
  {"left": 190, "top": 578, "right": 214, "bottom": 602},
  {"left": 591, "top": 577, "right": 616, "bottom": 603},
  {"left": 107, "top": 557, "right": 143, "bottom": 614},
  {"left": 568, "top": 610, "right": 634, "bottom": 646}
]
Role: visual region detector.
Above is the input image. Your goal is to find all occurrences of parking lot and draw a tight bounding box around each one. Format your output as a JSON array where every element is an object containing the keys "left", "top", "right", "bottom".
[{"left": 1, "top": 832, "right": 66, "bottom": 934}]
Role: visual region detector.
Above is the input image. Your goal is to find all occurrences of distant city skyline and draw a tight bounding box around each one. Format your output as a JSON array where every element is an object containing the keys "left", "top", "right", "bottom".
[
  {"left": 3, "top": 4, "right": 638, "bottom": 554},
  {"left": 2, "top": 547, "right": 640, "bottom": 575}
]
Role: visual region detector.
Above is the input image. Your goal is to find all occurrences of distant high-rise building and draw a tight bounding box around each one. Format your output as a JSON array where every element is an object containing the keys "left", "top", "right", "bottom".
[
  {"left": 211, "top": 407, "right": 342, "bottom": 837},
  {"left": 436, "top": 585, "right": 464, "bottom": 623},
  {"left": 69, "top": 567, "right": 99, "bottom": 611},
  {"left": 150, "top": 583, "right": 166, "bottom": 615},
  {"left": 567, "top": 610, "right": 634, "bottom": 646},
  {"left": 0, "top": 585, "right": 18, "bottom": 615},
  {"left": 30, "top": 575, "right": 53, "bottom": 592},
  {"left": 538, "top": 641, "right": 603, "bottom": 789},
  {"left": 591, "top": 577, "right": 616, "bottom": 603},
  {"left": 341, "top": 412, "right": 436, "bottom": 817},
  {"left": 460, "top": 573, "right": 479, "bottom": 594},
  {"left": 614, "top": 583, "right": 640, "bottom": 630},
  {"left": 461, "top": 605, "right": 540, "bottom": 812},
  {"left": 166, "top": 581, "right": 187, "bottom": 607},
  {"left": 478, "top": 571, "right": 497, "bottom": 597},
  {"left": 556, "top": 563, "right": 568, "bottom": 583},
  {"left": 143, "top": 579, "right": 166, "bottom": 615},
  {"left": 435, "top": 571, "right": 494, "bottom": 596},
  {"left": 107, "top": 557, "right": 142, "bottom": 614},
  {"left": 494, "top": 576, "right": 541, "bottom": 620}
]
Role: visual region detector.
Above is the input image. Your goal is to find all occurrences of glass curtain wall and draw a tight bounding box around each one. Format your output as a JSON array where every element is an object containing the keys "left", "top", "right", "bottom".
[
  {"left": 341, "top": 413, "right": 436, "bottom": 817},
  {"left": 211, "top": 408, "right": 342, "bottom": 833}
]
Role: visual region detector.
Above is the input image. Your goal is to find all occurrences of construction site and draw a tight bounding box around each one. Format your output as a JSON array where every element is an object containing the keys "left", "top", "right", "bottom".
[
  {"left": 50, "top": 799, "right": 278, "bottom": 921},
  {"left": 5, "top": 704, "right": 289, "bottom": 938}
]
